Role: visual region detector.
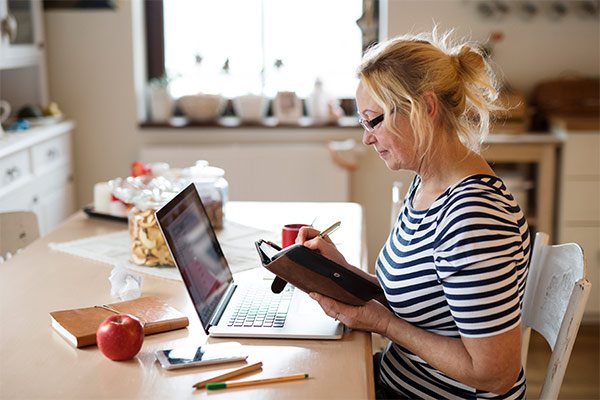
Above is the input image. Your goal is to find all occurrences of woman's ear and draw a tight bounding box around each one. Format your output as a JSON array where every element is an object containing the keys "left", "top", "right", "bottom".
[{"left": 422, "top": 91, "right": 439, "bottom": 119}]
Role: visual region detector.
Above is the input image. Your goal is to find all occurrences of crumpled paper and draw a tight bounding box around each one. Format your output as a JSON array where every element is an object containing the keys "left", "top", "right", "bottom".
[{"left": 109, "top": 262, "right": 143, "bottom": 301}]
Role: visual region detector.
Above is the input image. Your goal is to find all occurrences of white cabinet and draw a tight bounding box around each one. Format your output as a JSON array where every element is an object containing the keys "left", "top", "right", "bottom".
[
  {"left": 1, "top": 0, "right": 48, "bottom": 117},
  {"left": 0, "top": 122, "right": 75, "bottom": 236},
  {"left": 555, "top": 124, "right": 600, "bottom": 321},
  {"left": 0, "top": 0, "right": 44, "bottom": 69},
  {"left": 0, "top": 0, "right": 73, "bottom": 236}
]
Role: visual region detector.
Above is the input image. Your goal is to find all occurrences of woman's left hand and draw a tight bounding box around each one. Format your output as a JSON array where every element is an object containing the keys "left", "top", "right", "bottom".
[{"left": 309, "top": 292, "right": 393, "bottom": 336}]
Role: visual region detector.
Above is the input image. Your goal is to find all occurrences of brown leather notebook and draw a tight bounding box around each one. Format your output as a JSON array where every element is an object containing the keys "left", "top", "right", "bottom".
[
  {"left": 255, "top": 240, "right": 388, "bottom": 307},
  {"left": 50, "top": 296, "right": 189, "bottom": 348}
]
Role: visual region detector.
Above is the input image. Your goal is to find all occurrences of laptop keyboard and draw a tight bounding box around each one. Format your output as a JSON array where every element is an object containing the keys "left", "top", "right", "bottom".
[{"left": 227, "top": 285, "right": 294, "bottom": 328}]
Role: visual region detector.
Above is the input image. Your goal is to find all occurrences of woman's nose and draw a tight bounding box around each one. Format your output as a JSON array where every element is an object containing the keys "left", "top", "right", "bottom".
[{"left": 362, "top": 129, "right": 375, "bottom": 146}]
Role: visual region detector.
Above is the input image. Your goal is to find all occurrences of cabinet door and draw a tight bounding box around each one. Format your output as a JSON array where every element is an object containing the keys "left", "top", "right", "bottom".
[
  {"left": 31, "top": 161, "right": 74, "bottom": 236},
  {"left": 558, "top": 131, "right": 600, "bottom": 319},
  {"left": 561, "top": 180, "right": 600, "bottom": 222},
  {"left": 35, "top": 181, "right": 75, "bottom": 236},
  {"left": 562, "top": 133, "right": 600, "bottom": 177},
  {"left": 0, "top": 161, "right": 75, "bottom": 236},
  {"left": 0, "top": 0, "right": 42, "bottom": 68}
]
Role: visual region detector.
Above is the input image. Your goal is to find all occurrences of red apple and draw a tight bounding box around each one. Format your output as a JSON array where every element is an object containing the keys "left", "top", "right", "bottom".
[{"left": 96, "top": 314, "right": 144, "bottom": 361}]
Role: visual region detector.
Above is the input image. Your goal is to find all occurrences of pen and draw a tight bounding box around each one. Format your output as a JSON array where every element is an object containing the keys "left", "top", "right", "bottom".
[
  {"left": 193, "top": 361, "right": 263, "bottom": 389},
  {"left": 317, "top": 221, "right": 341, "bottom": 239},
  {"left": 205, "top": 373, "right": 309, "bottom": 390},
  {"left": 266, "top": 241, "right": 282, "bottom": 251}
]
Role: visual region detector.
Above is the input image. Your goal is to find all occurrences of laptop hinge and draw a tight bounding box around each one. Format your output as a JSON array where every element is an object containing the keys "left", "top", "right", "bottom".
[{"left": 208, "top": 283, "right": 237, "bottom": 329}]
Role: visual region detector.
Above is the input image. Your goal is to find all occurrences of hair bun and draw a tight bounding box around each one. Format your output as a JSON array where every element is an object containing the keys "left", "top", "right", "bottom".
[{"left": 452, "top": 45, "right": 484, "bottom": 78}]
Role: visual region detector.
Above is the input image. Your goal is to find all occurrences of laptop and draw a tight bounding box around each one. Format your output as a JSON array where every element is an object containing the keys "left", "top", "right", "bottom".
[{"left": 155, "top": 183, "right": 343, "bottom": 339}]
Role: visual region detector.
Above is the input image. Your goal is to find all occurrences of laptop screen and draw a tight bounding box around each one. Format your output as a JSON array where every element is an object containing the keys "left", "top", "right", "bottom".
[{"left": 155, "top": 183, "right": 233, "bottom": 326}]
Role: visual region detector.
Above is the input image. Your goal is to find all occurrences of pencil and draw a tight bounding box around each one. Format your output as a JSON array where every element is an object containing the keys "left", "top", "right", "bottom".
[
  {"left": 318, "top": 221, "right": 341, "bottom": 239},
  {"left": 205, "top": 373, "right": 309, "bottom": 390},
  {"left": 193, "top": 361, "right": 263, "bottom": 389}
]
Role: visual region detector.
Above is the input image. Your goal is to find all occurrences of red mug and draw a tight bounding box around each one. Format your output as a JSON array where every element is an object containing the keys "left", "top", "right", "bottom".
[{"left": 282, "top": 224, "right": 309, "bottom": 248}]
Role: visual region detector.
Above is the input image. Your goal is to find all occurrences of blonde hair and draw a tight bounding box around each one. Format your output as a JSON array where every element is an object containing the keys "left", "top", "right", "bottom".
[{"left": 357, "top": 28, "right": 502, "bottom": 161}]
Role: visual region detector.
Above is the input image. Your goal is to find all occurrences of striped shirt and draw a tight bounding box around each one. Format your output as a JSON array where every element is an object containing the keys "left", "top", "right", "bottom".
[{"left": 377, "top": 174, "right": 530, "bottom": 399}]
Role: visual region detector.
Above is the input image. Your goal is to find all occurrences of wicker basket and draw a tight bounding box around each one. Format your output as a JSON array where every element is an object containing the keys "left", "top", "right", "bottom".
[{"left": 533, "top": 77, "right": 600, "bottom": 118}]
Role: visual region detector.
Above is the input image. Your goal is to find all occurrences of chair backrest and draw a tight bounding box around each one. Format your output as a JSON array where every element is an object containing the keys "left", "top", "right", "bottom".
[
  {"left": 0, "top": 211, "right": 40, "bottom": 262},
  {"left": 521, "top": 232, "right": 592, "bottom": 399}
]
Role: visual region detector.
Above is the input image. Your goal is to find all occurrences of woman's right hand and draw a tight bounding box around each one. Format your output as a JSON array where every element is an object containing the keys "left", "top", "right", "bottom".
[{"left": 295, "top": 226, "right": 351, "bottom": 268}]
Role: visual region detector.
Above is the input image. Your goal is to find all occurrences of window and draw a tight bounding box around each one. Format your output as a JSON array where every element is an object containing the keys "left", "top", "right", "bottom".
[{"left": 150, "top": 0, "right": 364, "bottom": 100}]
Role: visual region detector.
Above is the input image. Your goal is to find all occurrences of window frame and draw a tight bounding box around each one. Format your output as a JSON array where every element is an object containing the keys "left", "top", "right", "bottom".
[
  {"left": 143, "top": 0, "right": 380, "bottom": 124},
  {"left": 145, "top": 0, "right": 166, "bottom": 82}
]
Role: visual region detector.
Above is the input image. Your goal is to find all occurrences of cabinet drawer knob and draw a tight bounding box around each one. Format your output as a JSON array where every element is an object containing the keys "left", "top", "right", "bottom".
[
  {"left": 5, "top": 166, "right": 21, "bottom": 182},
  {"left": 47, "top": 148, "right": 58, "bottom": 160}
]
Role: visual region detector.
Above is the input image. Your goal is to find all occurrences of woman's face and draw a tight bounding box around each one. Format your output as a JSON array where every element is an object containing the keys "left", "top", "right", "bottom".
[{"left": 356, "top": 80, "right": 418, "bottom": 171}]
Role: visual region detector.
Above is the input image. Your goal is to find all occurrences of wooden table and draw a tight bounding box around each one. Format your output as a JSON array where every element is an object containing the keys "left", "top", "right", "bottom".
[{"left": 0, "top": 202, "right": 373, "bottom": 399}]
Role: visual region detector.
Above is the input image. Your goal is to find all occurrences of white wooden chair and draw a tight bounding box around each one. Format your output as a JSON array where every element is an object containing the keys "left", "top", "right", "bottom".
[
  {"left": 521, "top": 232, "right": 592, "bottom": 399},
  {"left": 0, "top": 211, "right": 40, "bottom": 263}
]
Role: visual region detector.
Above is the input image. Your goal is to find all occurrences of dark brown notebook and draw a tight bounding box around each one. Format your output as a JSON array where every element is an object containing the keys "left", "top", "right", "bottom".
[
  {"left": 255, "top": 240, "right": 388, "bottom": 307},
  {"left": 50, "top": 296, "right": 189, "bottom": 348}
]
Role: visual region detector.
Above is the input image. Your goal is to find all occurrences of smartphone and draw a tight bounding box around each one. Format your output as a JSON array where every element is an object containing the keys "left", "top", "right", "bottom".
[{"left": 155, "top": 342, "right": 248, "bottom": 370}]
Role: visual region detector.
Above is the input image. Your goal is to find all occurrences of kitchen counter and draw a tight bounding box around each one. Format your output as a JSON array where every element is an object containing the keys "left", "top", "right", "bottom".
[{"left": 0, "top": 121, "right": 75, "bottom": 158}]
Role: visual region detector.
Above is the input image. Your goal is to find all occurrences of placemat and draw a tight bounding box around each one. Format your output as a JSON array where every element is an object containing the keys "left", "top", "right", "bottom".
[{"left": 49, "top": 221, "right": 279, "bottom": 280}]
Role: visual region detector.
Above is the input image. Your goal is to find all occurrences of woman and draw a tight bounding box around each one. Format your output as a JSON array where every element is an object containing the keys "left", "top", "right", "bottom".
[{"left": 298, "top": 30, "right": 530, "bottom": 399}]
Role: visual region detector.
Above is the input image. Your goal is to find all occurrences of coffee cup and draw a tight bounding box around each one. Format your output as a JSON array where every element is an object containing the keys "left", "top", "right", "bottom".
[{"left": 282, "top": 223, "right": 309, "bottom": 248}]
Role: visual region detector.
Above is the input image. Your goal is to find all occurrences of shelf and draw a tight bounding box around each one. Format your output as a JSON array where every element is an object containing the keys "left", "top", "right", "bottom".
[
  {"left": 0, "top": 52, "right": 41, "bottom": 70},
  {"left": 140, "top": 115, "right": 361, "bottom": 130}
]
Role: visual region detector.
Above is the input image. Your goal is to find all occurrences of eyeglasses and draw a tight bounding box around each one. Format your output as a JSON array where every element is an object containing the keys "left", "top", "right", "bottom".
[{"left": 358, "top": 113, "right": 385, "bottom": 132}]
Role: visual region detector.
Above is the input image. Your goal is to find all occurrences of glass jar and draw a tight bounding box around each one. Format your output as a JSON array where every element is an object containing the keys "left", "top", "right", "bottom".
[
  {"left": 182, "top": 161, "right": 229, "bottom": 229},
  {"left": 128, "top": 194, "right": 175, "bottom": 267}
]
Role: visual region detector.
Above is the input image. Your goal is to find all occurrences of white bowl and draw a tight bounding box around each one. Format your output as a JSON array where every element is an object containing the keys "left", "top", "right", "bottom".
[
  {"left": 178, "top": 94, "right": 225, "bottom": 122},
  {"left": 233, "top": 95, "right": 268, "bottom": 122}
]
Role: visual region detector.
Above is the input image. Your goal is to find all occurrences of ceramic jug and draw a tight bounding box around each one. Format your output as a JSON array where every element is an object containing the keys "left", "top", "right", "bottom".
[{"left": 148, "top": 87, "right": 173, "bottom": 123}]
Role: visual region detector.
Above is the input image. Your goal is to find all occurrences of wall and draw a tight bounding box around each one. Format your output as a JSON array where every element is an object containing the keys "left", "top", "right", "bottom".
[
  {"left": 43, "top": 0, "right": 599, "bottom": 270},
  {"left": 385, "top": 0, "right": 600, "bottom": 95},
  {"left": 140, "top": 142, "right": 351, "bottom": 202},
  {"left": 44, "top": 0, "right": 142, "bottom": 207}
]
